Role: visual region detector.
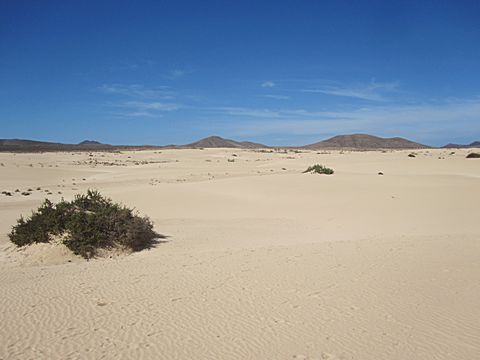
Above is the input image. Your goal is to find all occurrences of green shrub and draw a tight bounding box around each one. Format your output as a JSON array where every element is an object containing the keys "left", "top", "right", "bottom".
[
  {"left": 303, "top": 164, "right": 334, "bottom": 175},
  {"left": 9, "top": 190, "right": 160, "bottom": 259},
  {"left": 466, "top": 152, "right": 480, "bottom": 158}
]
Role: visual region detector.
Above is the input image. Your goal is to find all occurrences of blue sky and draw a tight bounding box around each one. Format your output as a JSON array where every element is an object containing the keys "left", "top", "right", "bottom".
[{"left": 1, "top": 0, "right": 480, "bottom": 146}]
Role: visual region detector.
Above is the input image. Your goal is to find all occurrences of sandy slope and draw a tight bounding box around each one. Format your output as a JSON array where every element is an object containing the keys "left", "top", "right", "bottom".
[{"left": 0, "top": 148, "right": 479, "bottom": 359}]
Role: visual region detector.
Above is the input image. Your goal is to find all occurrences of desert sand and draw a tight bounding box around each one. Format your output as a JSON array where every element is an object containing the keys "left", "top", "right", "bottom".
[{"left": 1, "top": 148, "right": 479, "bottom": 359}]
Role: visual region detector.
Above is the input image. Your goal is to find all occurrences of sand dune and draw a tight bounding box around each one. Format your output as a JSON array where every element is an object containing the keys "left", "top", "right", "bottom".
[{"left": 1, "top": 148, "right": 479, "bottom": 359}]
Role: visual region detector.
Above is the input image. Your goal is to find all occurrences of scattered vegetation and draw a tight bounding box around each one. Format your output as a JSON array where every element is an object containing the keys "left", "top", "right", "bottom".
[
  {"left": 408, "top": 153, "right": 416, "bottom": 158},
  {"left": 2, "top": 191, "right": 12, "bottom": 196},
  {"left": 466, "top": 152, "right": 480, "bottom": 158},
  {"left": 9, "top": 190, "right": 160, "bottom": 259},
  {"left": 303, "top": 164, "right": 334, "bottom": 175}
]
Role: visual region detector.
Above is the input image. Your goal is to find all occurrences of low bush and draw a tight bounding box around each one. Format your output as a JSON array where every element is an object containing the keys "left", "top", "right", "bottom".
[
  {"left": 9, "top": 190, "right": 160, "bottom": 259},
  {"left": 466, "top": 152, "right": 480, "bottom": 158},
  {"left": 303, "top": 164, "right": 334, "bottom": 175}
]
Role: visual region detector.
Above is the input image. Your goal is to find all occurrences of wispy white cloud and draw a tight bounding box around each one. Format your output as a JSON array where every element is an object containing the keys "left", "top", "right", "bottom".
[
  {"left": 99, "top": 84, "right": 182, "bottom": 117},
  {"left": 260, "top": 94, "right": 290, "bottom": 100},
  {"left": 261, "top": 81, "right": 275, "bottom": 88},
  {"left": 301, "top": 81, "right": 399, "bottom": 101},
  {"left": 164, "top": 69, "right": 193, "bottom": 79},
  {"left": 111, "top": 111, "right": 160, "bottom": 118},
  {"left": 207, "top": 106, "right": 282, "bottom": 118},
  {"left": 203, "top": 97, "right": 480, "bottom": 144},
  {"left": 170, "top": 69, "right": 185, "bottom": 78},
  {"left": 120, "top": 101, "right": 181, "bottom": 111},
  {"left": 108, "top": 100, "right": 181, "bottom": 118},
  {"left": 98, "top": 84, "right": 174, "bottom": 99},
  {"left": 206, "top": 106, "right": 340, "bottom": 119}
]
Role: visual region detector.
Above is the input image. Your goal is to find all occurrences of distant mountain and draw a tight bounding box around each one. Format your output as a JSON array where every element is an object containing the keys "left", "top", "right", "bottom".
[
  {"left": 0, "top": 139, "right": 115, "bottom": 152},
  {"left": 303, "top": 134, "right": 430, "bottom": 150},
  {"left": 0, "top": 136, "right": 269, "bottom": 152},
  {"left": 443, "top": 141, "right": 480, "bottom": 149},
  {"left": 183, "top": 136, "right": 268, "bottom": 149},
  {"left": 78, "top": 140, "right": 104, "bottom": 146},
  {"left": 0, "top": 134, "right": 438, "bottom": 152},
  {"left": 0, "top": 139, "right": 62, "bottom": 147},
  {"left": 0, "top": 139, "right": 66, "bottom": 151},
  {"left": 443, "top": 143, "right": 462, "bottom": 149}
]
